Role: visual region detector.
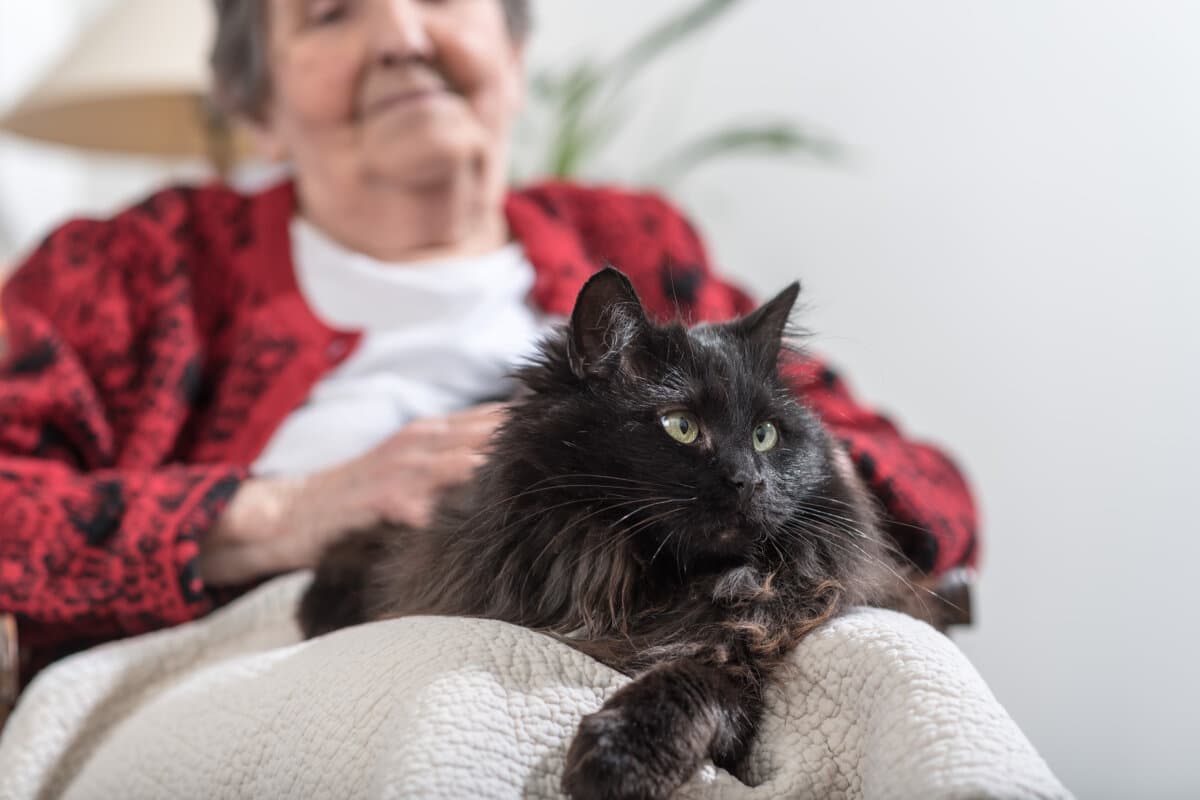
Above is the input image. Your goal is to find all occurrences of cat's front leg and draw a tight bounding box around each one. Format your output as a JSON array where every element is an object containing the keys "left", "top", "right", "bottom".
[
  {"left": 561, "top": 659, "right": 760, "bottom": 800},
  {"left": 298, "top": 526, "right": 392, "bottom": 637}
]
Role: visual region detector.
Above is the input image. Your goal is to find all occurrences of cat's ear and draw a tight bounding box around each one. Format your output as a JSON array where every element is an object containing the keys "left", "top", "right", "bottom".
[
  {"left": 568, "top": 268, "right": 649, "bottom": 379},
  {"left": 738, "top": 281, "right": 801, "bottom": 351}
]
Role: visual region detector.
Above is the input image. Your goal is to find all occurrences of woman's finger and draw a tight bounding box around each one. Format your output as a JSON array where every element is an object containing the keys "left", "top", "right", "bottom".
[
  {"left": 386, "top": 404, "right": 508, "bottom": 451},
  {"left": 427, "top": 450, "right": 488, "bottom": 485}
]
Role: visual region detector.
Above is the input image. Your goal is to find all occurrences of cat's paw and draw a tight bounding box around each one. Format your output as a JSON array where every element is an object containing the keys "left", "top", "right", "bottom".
[{"left": 561, "top": 708, "right": 683, "bottom": 800}]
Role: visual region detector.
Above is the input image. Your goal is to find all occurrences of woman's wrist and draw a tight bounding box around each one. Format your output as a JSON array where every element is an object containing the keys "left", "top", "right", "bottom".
[
  {"left": 212, "top": 466, "right": 376, "bottom": 572},
  {"left": 211, "top": 475, "right": 304, "bottom": 546},
  {"left": 200, "top": 475, "right": 311, "bottom": 584}
]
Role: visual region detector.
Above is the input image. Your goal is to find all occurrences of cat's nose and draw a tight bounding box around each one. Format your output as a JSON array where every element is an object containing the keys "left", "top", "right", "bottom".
[{"left": 727, "top": 470, "right": 764, "bottom": 505}]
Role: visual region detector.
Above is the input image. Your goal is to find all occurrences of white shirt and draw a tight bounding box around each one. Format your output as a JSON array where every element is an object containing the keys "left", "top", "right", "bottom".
[{"left": 251, "top": 219, "right": 553, "bottom": 477}]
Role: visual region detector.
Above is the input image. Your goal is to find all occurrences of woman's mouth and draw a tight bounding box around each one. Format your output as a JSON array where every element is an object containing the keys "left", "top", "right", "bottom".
[{"left": 362, "top": 88, "right": 451, "bottom": 117}]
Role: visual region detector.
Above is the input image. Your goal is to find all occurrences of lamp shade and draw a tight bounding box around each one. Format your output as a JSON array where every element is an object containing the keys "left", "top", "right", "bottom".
[{"left": 0, "top": 0, "right": 248, "bottom": 162}]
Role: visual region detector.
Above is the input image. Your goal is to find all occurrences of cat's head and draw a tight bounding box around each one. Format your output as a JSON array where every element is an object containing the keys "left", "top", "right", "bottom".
[{"left": 502, "top": 268, "right": 854, "bottom": 570}]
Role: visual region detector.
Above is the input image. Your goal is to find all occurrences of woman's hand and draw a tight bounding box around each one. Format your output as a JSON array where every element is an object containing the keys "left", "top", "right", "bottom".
[{"left": 198, "top": 403, "right": 505, "bottom": 586}]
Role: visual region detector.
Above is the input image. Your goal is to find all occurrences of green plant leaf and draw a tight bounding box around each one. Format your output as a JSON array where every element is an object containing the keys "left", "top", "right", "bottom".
[
  {"left": 552, "top": 0, "right": 744, "bottom": 177},
  {"left": 539, "top": 62, "right": 610, "bottom": 177},
  {"left": 606, "top": 0, "right": 743, "bottom": 92},
  {"left": 648, "top": 122, "right": 838, "bottom": 185},
  {"left": 519, "top": 2, "right": 841, "bottom": 183}
]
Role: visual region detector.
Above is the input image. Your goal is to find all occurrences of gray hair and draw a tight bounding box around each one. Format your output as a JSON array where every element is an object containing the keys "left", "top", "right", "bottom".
[{"left": 210, "top": 0, "right": 531, "bottom": 121}]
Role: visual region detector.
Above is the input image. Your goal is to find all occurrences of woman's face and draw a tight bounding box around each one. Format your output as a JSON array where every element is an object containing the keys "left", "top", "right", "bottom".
[{"left": 261, "top": 0, "right": 524, "bottom": 195}]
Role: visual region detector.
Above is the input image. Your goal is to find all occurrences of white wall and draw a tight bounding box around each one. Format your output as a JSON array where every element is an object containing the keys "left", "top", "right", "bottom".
[{"left": 2, "top": 1, "right": 1198, "bottom": 796}]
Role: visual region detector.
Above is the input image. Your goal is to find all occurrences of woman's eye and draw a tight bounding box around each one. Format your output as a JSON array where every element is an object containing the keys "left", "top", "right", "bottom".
[
  {"left": 752, "top": 422, "right": 779, "bottom": 452},
  {"left": 308, "top": 0, "right": 348, "bottom": 25},
  {"left": 661, "top": 411, "right": 701, "bottom": 445}
]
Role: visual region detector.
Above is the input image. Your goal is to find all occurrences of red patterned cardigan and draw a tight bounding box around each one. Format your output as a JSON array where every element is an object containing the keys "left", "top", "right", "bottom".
[{"left": 0, "top": 180, "right": 978, "bottom": 680}]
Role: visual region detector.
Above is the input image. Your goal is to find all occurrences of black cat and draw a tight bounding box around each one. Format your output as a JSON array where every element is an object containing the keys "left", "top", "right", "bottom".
[{"left": 300, "top": 268, "right": 912, "bottom": 800}]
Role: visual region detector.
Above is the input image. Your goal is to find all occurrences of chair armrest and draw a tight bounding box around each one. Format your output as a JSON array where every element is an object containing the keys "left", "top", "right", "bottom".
[
  {"left": 918, "top": 567, "right": 974, "bottom": 630},
  {"left": 1, "top": 613, "right": 17, "bottom": 730}
]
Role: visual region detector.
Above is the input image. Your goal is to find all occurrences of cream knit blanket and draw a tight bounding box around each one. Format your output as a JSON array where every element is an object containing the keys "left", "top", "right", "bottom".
[{"left": 0, "top": 573, "right": 1069, "bottom": 799}]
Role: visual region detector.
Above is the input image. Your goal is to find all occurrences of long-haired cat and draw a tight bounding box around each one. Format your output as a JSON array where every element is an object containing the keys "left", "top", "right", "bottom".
[{"left": 299, "top": 268, "right": 914, "bottom": 800}]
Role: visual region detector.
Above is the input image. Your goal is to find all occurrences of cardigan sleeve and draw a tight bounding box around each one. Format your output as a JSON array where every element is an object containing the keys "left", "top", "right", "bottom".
[
  {"left": 0, "top": 216, "right": 247, "bottom": 660},
  {"left": 626, "top": 189, "right": 981, "bottom": 575}
]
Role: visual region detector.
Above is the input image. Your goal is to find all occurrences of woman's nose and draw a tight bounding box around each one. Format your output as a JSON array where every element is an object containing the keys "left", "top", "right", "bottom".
[{"left": 372, "top": 0, "right": 434, "bottom": 63}]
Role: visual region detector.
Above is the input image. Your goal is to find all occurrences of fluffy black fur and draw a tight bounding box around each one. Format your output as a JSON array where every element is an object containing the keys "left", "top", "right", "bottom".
[{"left": 299, "top": 268, "right": 910, "bottom": 800}]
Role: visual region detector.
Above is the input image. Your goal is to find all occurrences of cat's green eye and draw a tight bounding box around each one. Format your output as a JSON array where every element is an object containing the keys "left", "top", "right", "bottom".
[
  {"left": 752, "top": 422, "right": 779, "bottom": 452},
  {"left": 661, "top": 411, "right": 701, "bottom": 445}
]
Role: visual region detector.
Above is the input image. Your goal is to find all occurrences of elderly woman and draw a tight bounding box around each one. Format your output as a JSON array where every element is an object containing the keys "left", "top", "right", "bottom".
[{"left": 0, "top": 0, "right": 976, "bottom": 689}]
